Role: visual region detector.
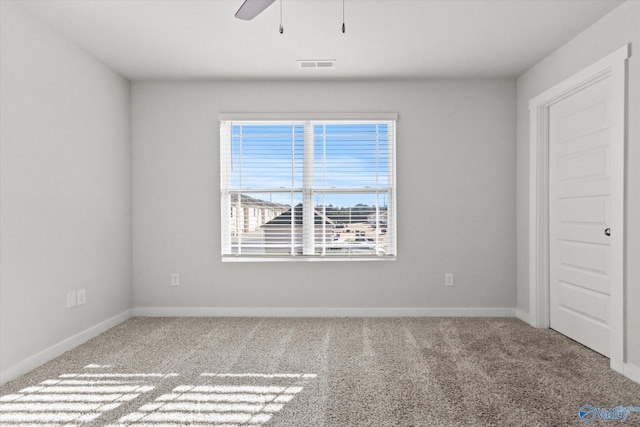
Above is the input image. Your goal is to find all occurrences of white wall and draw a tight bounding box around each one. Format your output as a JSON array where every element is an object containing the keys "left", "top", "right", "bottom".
[
  {"left": 516, "top": 0, "right": 640, "bottom": 366},
  {"left": 132, "top": 79, "right": 516, "bottom": 313},
  {"left": 0, "top": 2, "right": 132, "bottom": 383}
]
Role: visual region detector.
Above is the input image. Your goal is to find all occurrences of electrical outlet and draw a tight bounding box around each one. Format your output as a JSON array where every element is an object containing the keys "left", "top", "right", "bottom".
[
  {"left": 67, "top": 291, "right": 77, "bottom": 308},
  {"left": 171, "top": 274, "right": 180, "bottom": 287},
  {"left": 445, "top": 273, "right": 454, "bottom": 287},
  {"left": 77, "top": 289, "right": 86, "bottom": 305}
]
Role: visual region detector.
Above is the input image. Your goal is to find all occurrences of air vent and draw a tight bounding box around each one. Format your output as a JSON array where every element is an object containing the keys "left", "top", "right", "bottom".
[{"left": 297, "top": 60, "right": 336, "bottom": 69}]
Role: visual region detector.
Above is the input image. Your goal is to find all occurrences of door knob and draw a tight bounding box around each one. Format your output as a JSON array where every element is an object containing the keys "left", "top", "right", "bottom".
[{"left": 605, "top": 228, "right": 611, "bottom": 236}]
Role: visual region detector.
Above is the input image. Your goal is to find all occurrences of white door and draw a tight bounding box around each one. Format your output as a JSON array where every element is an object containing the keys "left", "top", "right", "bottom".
[{"left": 549, "top": 77, "right": 612, "bottom": 357}]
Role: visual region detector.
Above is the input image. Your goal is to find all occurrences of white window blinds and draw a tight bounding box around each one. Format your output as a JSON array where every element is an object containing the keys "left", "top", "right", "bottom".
[{"left": 220, "top": 117, "right": 396, "bottom": 260}]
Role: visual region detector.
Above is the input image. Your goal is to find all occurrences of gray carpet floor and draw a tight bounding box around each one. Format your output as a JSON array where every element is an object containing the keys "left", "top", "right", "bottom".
[{"left": 1, "top": 317, "right": 639, "bottom": 426}]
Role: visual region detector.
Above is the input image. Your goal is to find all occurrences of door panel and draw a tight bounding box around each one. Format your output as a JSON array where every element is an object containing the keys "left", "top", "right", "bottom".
[
  {"left": 556, "top": 100, "right": 607, "bottom": 141},
  {"left": 557, "top": 266, "right": 608, "bottom": 295},
  {"left": 557, "top": 224, "right": 609, "bottom": 245},
  {"left": 555, "top": 128, "right": 611, "bottom": 156},
  {"left": 557, "top": 148, "right": 608, "bottom": 180},
  {"left": 549, "top": 77, "right": 612, "bottom": 357},
  {"left": 558, "top": 242, "right": 609, "bottom": 273},
  {"left": 557, "top": 197, "right": 608, "bottom": 223},
  {"left": 558, "top": 282, "right": 609, "bottom": 322}
]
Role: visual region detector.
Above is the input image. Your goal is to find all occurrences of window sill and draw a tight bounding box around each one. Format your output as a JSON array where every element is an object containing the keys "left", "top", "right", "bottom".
[{"left": 222, "top": 256, "right": 396, "bottom": 263}]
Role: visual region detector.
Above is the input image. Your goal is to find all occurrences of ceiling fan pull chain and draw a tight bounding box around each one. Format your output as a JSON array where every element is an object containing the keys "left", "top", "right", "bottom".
[
  {"left": 342, "top": 0, "right": 346, "bottom": 33},
  {"left": 279, "top": 0, "right": 284, "bottom": 34}
]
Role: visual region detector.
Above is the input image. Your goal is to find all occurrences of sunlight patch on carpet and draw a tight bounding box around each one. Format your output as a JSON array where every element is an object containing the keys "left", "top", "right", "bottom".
[
  {"left": 0, "top": 367, "right": 315, "bottom": 427},
  {"left": 0, "top": 365, "right": 165, "bottom": 425},
  {"left": 107, "top": 373, "right": 314, "bottom": 426}
]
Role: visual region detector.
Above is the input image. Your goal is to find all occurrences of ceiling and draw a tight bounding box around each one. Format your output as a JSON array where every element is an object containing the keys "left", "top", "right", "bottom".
[{"left": 12, "top": 0, "right": 623, "bottom": 81}]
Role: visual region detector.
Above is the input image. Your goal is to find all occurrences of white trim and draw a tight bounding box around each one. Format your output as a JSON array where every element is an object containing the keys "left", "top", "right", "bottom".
[
  {"left": 218, "top": 112, "right": 398, "bottom": 122},
  {"left": 516, "top": 309, "right": 530, "bottom": 325},
  {"left": 222, "top": 256, "right": 396, "bottom": 262},
  {"left": 0, "top": 310, "right": 132, "bottom": 386},
  {"left": 220, "top": 121, "right": 232, "bottom": 254},
  {"left": 528, "top": 45, "right": 629, "bottom": 373},
  {"left": 607, "top": 48, "right": 628, "bottom": 374},
  {"left": 132, "top": 307, "right": 516, "bottom": 318},
  {"left": 623, "top": 363, "right": 640, "bottom": 385}
]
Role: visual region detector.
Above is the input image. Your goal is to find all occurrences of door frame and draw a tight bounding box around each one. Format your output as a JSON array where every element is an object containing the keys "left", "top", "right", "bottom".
[{"left": 527, "top": 44, "right": 628, "bottom": 373}]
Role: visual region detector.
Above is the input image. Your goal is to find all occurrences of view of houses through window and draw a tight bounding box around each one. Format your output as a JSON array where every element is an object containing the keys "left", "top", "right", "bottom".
[
  {"left": 229, "top": 193, "right": 389, "bottom": 256},
  {"left": 220, "top": 119, "right": 396, "bottom": 259}
]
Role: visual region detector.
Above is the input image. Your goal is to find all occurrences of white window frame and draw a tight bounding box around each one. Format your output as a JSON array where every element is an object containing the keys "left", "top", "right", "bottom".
[{"left": 219, "top": 113, "right": 398, "bottom": 262}]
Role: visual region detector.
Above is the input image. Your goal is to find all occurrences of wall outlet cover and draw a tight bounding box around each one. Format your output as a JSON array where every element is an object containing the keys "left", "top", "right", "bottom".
[
  {"left": 445, "top": 273, "right": 454, "bottom": 287},
  {"left": 67, "top": 291, "right": 77, "bottom": 308},
  {"left": 77, "top": 288, "right": 86, "bottom": 305}
]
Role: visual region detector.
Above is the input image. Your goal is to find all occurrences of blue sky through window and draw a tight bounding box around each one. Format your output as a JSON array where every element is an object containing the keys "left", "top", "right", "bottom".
[{"left": 231, "top": 123, "right": 389, "bottom": 208}]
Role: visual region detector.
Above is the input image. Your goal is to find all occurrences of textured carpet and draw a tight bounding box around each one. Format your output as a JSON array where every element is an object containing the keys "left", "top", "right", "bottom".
[{"left": 1, "top": 317, "right": 639, "bottom": 426}]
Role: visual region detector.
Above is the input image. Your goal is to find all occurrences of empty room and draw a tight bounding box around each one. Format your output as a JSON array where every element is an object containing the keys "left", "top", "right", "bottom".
[{"left": 1, "top": 0, "right": 639, "bottom": 425}]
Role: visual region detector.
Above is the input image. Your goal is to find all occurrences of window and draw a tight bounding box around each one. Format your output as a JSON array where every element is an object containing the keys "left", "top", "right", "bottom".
[{"left": 220, "top": 114, "right": 397, "bottom": 261}]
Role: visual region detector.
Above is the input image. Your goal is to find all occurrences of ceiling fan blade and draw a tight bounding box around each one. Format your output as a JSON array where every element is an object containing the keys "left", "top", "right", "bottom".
[{"left": 235, "top": 0, "right": 276, "bottom": 20}]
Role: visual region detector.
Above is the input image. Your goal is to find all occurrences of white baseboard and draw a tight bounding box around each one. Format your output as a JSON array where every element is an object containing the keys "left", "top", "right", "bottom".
[
  {"left": 516, "top": 309, "right": 531, "bottom": 325},
  {"left": 132, "top": 306, "right": 516, "bottom": 318},
  {"left": 0, "top": 309, "right": 132, "bottom": 387},
  {"left": 624, "top": 362, "right": 640, "bottom": 384}
]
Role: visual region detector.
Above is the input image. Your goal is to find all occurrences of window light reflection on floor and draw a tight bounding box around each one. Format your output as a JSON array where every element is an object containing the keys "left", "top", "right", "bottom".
[
  {"left": 0, "top": 366, "right": 169, "bottom": 425},
  {"left": 0, "top": 369, "right": 316, "bottom": 427},
  {"left": 109, "top": 372, "right": 315, "bottom": 426}
]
